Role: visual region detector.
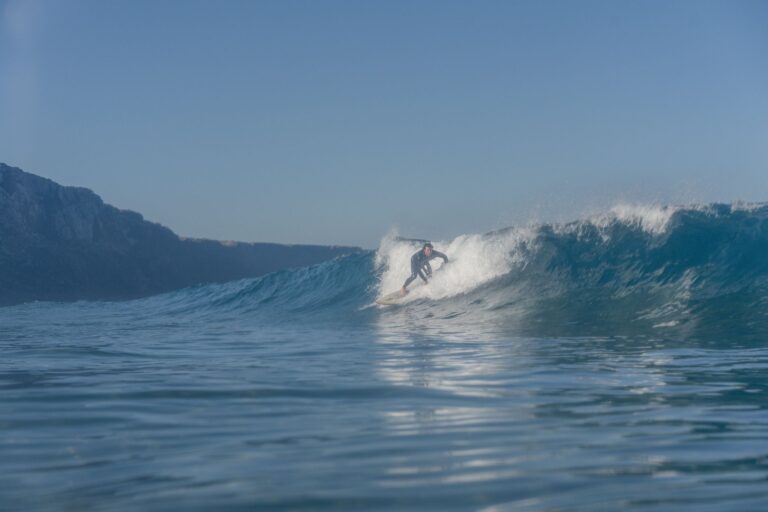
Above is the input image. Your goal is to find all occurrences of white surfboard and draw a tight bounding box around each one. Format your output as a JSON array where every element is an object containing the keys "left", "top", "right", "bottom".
[{"left": 376, "top": 290, "right": 407, "bottom": 305}]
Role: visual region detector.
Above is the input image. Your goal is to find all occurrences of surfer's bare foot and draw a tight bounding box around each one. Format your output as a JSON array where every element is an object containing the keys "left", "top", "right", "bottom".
[{"left": 400, "top": 287, "right": 407, "bottom": 297}]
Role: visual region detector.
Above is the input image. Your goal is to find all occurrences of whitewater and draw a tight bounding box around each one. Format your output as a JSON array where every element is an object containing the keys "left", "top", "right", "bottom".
[{"left": 3, "top": 203, "right": 768, "bottom": 511}]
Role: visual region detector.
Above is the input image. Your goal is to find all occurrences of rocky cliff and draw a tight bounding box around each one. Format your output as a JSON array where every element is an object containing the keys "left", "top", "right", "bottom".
[{"left": 0, "top": 164, "right": 360, "bottom": 306}]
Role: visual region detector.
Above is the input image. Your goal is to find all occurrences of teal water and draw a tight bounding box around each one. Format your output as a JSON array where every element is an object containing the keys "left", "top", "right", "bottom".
[{"left": 2, "top": 204, "right": 768, "bottom": 511}]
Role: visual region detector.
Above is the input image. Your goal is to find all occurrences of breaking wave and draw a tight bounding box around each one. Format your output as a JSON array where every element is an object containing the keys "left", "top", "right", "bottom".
[{"left": 97, "top": 203, "right": 768, "bottom": 340}]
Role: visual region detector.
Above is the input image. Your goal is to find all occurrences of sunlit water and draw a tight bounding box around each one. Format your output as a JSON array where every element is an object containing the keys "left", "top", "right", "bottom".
[{"left": 3, "top": 204, "right": 768, "bottom": 510}]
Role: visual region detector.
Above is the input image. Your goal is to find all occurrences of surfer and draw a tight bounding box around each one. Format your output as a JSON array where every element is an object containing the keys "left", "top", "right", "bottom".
[{"left": 401, "top": 242, "right": 449, "bottom": 296}]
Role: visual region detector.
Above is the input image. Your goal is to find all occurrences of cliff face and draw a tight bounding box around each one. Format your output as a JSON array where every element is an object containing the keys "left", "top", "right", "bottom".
[{"left": 0, "top": 164, "right": 360, "bottom": 306}]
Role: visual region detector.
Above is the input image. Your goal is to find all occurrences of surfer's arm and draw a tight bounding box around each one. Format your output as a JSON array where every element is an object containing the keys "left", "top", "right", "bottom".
[{"left": 433, "top": 250, "right": 448, "bottom": 263}]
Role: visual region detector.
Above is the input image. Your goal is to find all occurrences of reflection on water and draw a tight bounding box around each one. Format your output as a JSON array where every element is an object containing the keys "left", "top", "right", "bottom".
[
  {"left": 370, "top": 311, "right": 768, "bottom": 510},
  {"left": 2, "top": 298, "right": 768, "bottom": 511}
]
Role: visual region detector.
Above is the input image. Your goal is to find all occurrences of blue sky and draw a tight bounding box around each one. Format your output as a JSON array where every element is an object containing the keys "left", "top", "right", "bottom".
[{"left": 1, "top": 0, "right": 766, "bottom": 247}]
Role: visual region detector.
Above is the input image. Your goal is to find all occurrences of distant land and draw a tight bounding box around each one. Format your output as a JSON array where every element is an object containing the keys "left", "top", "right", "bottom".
[{"left": 0, "top": 163, "right": 361, "bottom": 306}]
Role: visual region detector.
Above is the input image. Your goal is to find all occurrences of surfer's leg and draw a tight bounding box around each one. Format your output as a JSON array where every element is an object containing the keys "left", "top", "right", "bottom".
[{"left": 403, "top": 259, "right": 423, "bottom": 290}]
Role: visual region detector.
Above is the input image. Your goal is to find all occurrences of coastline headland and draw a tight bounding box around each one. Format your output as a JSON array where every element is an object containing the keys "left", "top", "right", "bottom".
[{"left": 0, "top": 163, "right": 360, "bottom": 306}]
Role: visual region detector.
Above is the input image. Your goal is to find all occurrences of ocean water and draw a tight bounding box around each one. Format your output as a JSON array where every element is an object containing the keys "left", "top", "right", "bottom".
[{"left": 3, "top": 203, "right": 768, "bottom": 511}]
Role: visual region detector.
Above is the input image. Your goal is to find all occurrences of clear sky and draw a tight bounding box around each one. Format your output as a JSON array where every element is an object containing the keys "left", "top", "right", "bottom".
[{"left": 1, "top": 0, "right": 767, "bottom": 247}]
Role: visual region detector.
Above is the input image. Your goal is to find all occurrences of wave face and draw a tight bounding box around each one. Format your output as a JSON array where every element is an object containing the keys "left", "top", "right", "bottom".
[{"left": 125, "top": 202, "right": 768, "bottom": 339}]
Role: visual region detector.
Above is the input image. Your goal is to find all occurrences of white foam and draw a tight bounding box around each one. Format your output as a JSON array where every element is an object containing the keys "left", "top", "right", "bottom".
[
  {"left": 375, "top": 228, "right": 533, "bottom": 302},
  {"left": 574, "top": 203, "right": 677, "bottom": 236},
  {"left": 731, "top": 201, "right": 766, "bottom": 213}
]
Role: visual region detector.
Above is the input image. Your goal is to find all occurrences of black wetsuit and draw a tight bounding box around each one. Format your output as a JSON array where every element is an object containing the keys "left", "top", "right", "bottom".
[{"left": 402, "top": 249, "right": 449, "bottom": 289}]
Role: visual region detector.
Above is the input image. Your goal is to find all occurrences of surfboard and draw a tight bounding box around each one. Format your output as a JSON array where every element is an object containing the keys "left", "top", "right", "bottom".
[{"left": 376, "top": 290, "right": 406, "bottom": 305}]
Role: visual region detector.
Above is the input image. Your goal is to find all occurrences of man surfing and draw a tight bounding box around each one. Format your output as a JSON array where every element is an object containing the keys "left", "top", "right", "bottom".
[{"left": 401, "top": 242, "right": 449, "bottom": 296}]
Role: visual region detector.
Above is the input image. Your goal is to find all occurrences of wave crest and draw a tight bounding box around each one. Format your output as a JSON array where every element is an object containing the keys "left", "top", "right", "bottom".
[{"left": 136, "top": 202, "right": 768, "bottom": 339}]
